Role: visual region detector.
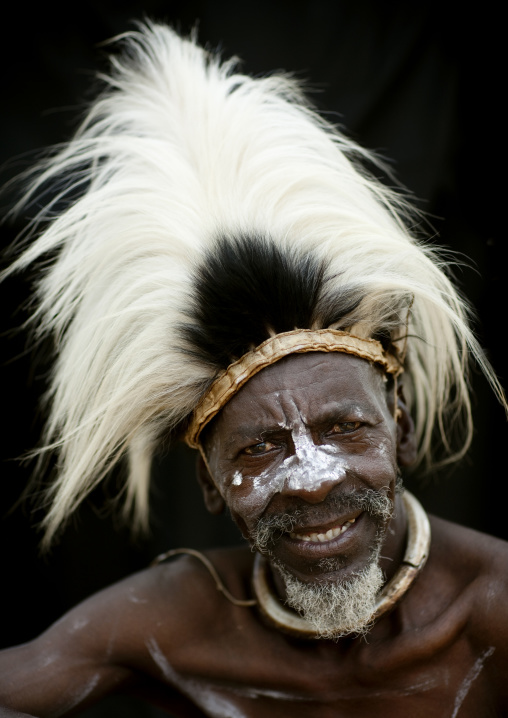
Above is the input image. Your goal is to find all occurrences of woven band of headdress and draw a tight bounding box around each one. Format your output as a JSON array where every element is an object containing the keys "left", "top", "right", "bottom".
[{"left": 185, "top": 328, "right": 403, "bottom": 448}]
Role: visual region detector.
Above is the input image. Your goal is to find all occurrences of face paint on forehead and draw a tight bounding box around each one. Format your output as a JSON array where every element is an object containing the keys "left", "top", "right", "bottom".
[{"left": 226, "top": 421, "right": 350, "bottom": 523}]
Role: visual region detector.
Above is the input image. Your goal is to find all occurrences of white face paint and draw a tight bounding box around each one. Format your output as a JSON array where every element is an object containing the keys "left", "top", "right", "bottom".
[
  {"left": 232, "top": 471, "right": 243, "bottom": 486},
  {"left": 227, "top": 420, "right": 350, "bottom": 523},
  {"left": 128, "top": 585, "right": 148, "bottom": 604},
  {"left": 283, "top": 422, "right": 348, "bottom": 492}
]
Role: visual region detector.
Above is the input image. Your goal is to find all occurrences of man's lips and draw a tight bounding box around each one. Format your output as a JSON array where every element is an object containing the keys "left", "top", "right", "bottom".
[
  {"left": 289, "top": 517, "right": 357, "bottom": 543},
  {"left": 268, "top": 510, "right": 381, "bottom": 579},
  {"left": 286, "top": 509, "right": 363, "bottom": 545}
]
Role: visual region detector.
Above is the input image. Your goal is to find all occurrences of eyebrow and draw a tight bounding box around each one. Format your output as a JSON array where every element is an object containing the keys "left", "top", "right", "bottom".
[
  {"left": 223, "top": 400, "right": 381, "bottom": 451},
  {"left": 222, "top": 423, "right": 289, "bottom": 451}
]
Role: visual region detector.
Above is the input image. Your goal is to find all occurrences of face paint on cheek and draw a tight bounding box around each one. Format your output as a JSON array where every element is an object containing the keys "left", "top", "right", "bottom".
[
  {"left": 376, "top": 436, "right": 396, "bottom": 461},
  {"left": 227, "top": 468, "right": 287, "bottom": 525},
  {"left": 232, "top": 471, "right": 243, "bottom": 486}
]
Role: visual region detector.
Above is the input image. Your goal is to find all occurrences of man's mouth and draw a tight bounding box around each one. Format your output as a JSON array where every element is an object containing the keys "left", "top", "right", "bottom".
[
  {"left": 251, "top": 488, "right": 393, "bottom": 560},
  {"left": 289, "top": 518, "right": 356, "bottom": 543}
]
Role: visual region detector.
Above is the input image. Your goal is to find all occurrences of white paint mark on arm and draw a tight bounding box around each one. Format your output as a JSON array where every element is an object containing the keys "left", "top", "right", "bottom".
[
  {"left": 197, "top": 693, "right": 249, "bottom": 718},
  {"left": 146, "top": 637, "right": 177, "bottom": 682},
  {"left": 230, "top": 685, "right": 308, "bottom": 701},
  {"left": 451, "top": 646, "right": 495, "bottom": 718},
  {"left": 53, "top": 674, "right": 100, "bottom": 717},
  {"left": 145, "top": 637, "right": 248, "bottom": 718}
]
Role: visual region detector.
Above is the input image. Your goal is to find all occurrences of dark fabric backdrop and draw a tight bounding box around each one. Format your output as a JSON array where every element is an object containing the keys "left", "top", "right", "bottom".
[{"left": 0, "top": 2, "right": 505, "bottom": 716}]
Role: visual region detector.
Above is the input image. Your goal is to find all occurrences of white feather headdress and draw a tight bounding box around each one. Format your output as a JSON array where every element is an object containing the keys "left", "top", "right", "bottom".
[{"left": 4, "top": 22, "right": 505, "bottom": 545}]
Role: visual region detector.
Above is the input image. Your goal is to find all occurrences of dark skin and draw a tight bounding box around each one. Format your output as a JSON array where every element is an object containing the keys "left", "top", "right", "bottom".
[{"left": 1, "top": 352, "right": 508, "bottom": 717}]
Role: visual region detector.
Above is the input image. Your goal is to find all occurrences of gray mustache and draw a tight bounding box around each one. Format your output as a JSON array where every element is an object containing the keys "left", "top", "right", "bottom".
[{"left": 252, "top": 487, "right": 394, "bottom": 554}]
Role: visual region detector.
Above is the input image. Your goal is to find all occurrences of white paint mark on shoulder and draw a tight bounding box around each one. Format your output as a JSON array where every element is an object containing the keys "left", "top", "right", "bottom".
[
  {"left": 73, "top": 673, "right": 100, "bottom": 704},
  {"left": 451, "top": 646, "right": 495, "bottom": 718},
  {"left": 69, "top": 616, "right": 89, "bottom": 632},
  {"left": 39, "top": 651, "right": 59, "bottom": 669},
  {"left": 128, "top": 586, "right": 148, "bottom": 604}
]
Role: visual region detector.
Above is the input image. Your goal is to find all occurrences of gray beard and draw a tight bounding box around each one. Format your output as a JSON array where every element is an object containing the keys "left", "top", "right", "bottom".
[
  {"left": 273, "top": 550, "right": 384, "bottom": 639},
  {"left": 251, "top": 485, "right": 398, "bottom": 639}
]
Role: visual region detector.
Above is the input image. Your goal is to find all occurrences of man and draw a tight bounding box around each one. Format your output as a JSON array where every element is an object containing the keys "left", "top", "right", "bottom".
[{"left": 1, "top": 23, "right": 507, "bottom": 716}]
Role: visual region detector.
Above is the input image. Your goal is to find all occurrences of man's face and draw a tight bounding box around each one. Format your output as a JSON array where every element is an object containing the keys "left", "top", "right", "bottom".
[{"left": 202, "top": 352, "right": 410, "bottom": 587}]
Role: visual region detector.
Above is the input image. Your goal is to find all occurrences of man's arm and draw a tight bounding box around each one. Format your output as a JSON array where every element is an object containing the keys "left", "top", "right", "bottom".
[
  {"left": 0, "top": 592, "right": 136, "bottom": 716},
  {"left": 0, "top": 561, "right": 184, "bottom": 716},
  {"left": 0, "top": 555, "right": 221, "bottom": 717}
]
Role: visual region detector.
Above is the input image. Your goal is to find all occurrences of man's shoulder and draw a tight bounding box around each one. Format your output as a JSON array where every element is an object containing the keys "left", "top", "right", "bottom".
[
  {"left": 401, "top": 514, "right": 508, "bottom": 613},
  {"left": 48, "top": 544, "right": 255, "bottom": 673},
  {"left": 44, "top": 543, "right": 254, "bottom": 654},
  {"left": 146, "top": 544, "right": 254, "bottom": 602},
  {"left": 117, "top": 544, "right": 254, "bottom": 615},
  {"left": 427, "top": 515, "right": 508, "bottom": 649},
  {"left": 429, "top": 514, "right": 508, "bottom": 576},
  {"left": 132, "top": 545, "right": 255, "bottom": 634}
]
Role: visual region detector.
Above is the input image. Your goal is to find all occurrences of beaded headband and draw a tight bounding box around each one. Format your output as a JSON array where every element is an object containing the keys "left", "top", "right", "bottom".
[{"left": 185, "top": 328, "right": 403, "bottom": 448}]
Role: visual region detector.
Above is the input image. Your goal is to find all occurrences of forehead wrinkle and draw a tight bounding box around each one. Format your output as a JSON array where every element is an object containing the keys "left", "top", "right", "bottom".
[
  {"left": 210, "top": 354, "right": 392, "bottom": 452},
  {"left": 216, "top": 386, "right": 290, "bottom": 448},
  {"left": 219, "top": 392, "right": 386, "bottom": 453},
  {"left": 276, "top": 391, "right": 306, "bottom": 427},
  {"left": 317, "top": 398, "right": 385, "bottom": 422},
  {"left": 233, "top": 396, "right": 384, "bottom": 443}
]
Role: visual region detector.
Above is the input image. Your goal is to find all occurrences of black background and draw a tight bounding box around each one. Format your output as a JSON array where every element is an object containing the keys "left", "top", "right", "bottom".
[{"left": 0, "top": 2, "right": 505, "bottom": 716}]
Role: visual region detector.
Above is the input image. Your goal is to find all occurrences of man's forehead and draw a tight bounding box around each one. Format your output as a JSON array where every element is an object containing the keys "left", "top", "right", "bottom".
[
  {"left": 187, "top": 330, "right": 400, "bottom": 449},
  {"left": 232, "top": 351, "right": 385, "bottom": 397},
  {"left": 213, "top": 352, "right": 388, "bottom": 432}
]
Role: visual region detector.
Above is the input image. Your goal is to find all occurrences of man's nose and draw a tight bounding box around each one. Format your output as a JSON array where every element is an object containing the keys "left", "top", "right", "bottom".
[
  {"left": 282, "top": 475, "right": 344, "bottom": 504},
  {"left": 279, "top": 441, "right": 347, "bottom": 503}
]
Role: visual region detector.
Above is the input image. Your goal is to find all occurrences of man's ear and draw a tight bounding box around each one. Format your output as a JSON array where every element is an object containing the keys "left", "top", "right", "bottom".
[
  {"left": 196, "top": 453, "right": 226, "bottom": 515},
  {"left": 395, "top": 387, "right": 417, "bottom": 467}
]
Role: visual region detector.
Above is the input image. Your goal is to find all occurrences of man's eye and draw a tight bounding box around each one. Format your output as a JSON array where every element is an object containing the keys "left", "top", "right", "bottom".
[
  {"left": 243, "top": 441, "right": 277, "bottom": 456},
  {"left": 331, "top": 421, "right": 361, "bottom": 434}
]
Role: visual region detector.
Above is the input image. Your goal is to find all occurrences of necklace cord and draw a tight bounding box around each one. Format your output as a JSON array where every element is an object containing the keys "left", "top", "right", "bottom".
[{"left": 151, "top": 547, "right": 257, "bottom": 607}]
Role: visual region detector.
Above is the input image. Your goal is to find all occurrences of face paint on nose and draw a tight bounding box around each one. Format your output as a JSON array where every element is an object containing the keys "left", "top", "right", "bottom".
[
  {"left": 228, "top": 422, "right": 350, "bottom": 523},
  {"left": 283, "top": 423, "right": 347, "bottom": 492}
]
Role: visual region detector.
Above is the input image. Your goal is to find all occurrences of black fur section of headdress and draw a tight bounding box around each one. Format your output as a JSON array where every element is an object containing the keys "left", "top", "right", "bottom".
[{"left": 180, "top": 234, "right": 363, "bottom": 370}]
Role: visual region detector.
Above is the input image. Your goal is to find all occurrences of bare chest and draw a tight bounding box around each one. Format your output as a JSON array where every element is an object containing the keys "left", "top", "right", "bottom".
[{"left": 142, "top": 632, "right": 498, "bottom": 717}]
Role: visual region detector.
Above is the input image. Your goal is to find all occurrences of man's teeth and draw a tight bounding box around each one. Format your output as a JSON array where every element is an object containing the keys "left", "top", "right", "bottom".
[{"left": 289, "top": 518, "right": 356, "bottom": 543}]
